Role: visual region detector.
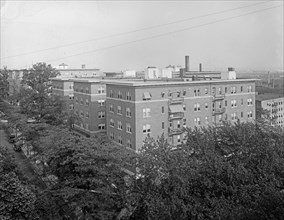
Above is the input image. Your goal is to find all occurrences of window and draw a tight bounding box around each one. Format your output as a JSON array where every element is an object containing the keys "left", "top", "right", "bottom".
[
  {"left": 247, "top": 98, "right": 253, "bottom": 106},
  {"left": 109, "top": 104, "right": 114, "bottom": 113},
  {"left": 117, "top": 106, "right": 122, "bottom": 115},
  {"left": 231, "top": 100, "right": 237, "bottom": 108},
  {"left": 194, "top": 103, "right": 201, "bottom": 111},
  {"left": 240, "top": 86, "right": 243, "bottom": 92},
  {"left": 109, "top": 90, "right": 114, "bottom": 98},
  {"left": 230, "top": 86, "right": 236, "bottom": 94},
  {"left": 80, "top": 98, "right": 84, "bottom": 105},
  {"left": 162, "top": 122, "right": 164, "bottom": 129},
  {"left": 110, "top": 119, "right": 114, "bottom": 127},
  {"left": 241, "top": 112, "right": 243, "bottom": 117},
  {"left": 205, "top": 103, "right": 208, "bottom": 109},
  {"left": 225, "top": 114, "right": 228, "bottom": 120},
  {"left": 194, "top": 89, "right": 200, "bottom": 96},
  {"left": 118, "top": 136, "right": 123, "bottom": 144},
  {"left": 225, "top": 100, "right": 227, "bottom": 107},
  {"left": 247, "top": 85, "right": 252, "bottom": 92},
  {"left": 183, "top": 118, "right": 186, "bottom": 127},
  {"left": 177, "top": 135, "right": 181, "bottom": 143},
  {"left": 110, "top": 132, "right": 114, "bottom": 140},
  {"left": 126, "top": 108, "right": 131, "bottom": 117},
  {"left": 80, "top": 87, "right": 84, "bottom": 93},
  {"left": 205, "top": 116, "right": 209, "bottom": 124},
  {"left": 126, "top": 91, "right": 131, "bottom": 100},
  {"left": 98, "top": 87, "right": 105, "bottom": 94},
  {"left": 75, "top": 97, "right": 79, "bottom": 104},
  {"left": 98, "top": 124, "right": 105, "bottom": 130},
  {"left": 218, "top": 87, "right": 222, "bottom": 94},
  {"left": 169, "top": 122, "right": 172, "bottom": 128},
  {"left": 98, "top": 99, "right": 105, "bottom": 106},
  {"left": 231, "top": 113, "right": 237, "bottom": 121},
  {"left": 85, "top": 99, "right": 89, "bottom": 106},
  {"left": 126, "top": 139, "right": 132, "bottom": 148},
  {"left": 143, "top": 124, "right": 151, "bottom": 134},
  {"left": 194, "top": 117, "right": 201, "bottom": 126},
  {"left": 241, "top": 98, "right": 243, "bottom": 105},
  {"left": 126, "top": 123, "right": 132, "bottom": 133},
  {"left": 205, "top": 88, "right": 208, "bottom": 95},
  {"left": 177, "top": 120, "right": 181, "bottom": 128},
  {"left": 143, "top": 108, "right": 151, "bottom": 118},
  {"left": 183, "top": 90, "right": 186, "bottom": 96},
  {"left": 85, "top": 87, "right": 89, "bottom": 93},
  {"left": 143, "top": 92, "right": 152, "bottom": 100},
  {"left": 161, "top": 92, "right": 165, "bottom": 98},
  {"left": 85, "top": 111, "right": 89, "bottom": 118},
  {"left": 225, "top": 87, "right": 227, "bottom": 93},
  {"left": 218, "top": 101, "right": 222, "bottom": 108},
  {"left": 247, "top": 111, "right": 253, "bottom": 119},
  {"left": 118, "top": 91, "right": 122, "bottom": 99},
  {"left": 117, "top": 121, "right": 122, "bottom": 130},
  {"left": 218, "top": 115, "right": 222, "bottom": 122},
  {"left": 183, "top": 104, "right": 186, "bottom": 111},
  {"left": 162, "top": 106, "right": 164, "bottom": 113},
  {"left": 98, "top": 111, "right": 105, "bottom": 118}
]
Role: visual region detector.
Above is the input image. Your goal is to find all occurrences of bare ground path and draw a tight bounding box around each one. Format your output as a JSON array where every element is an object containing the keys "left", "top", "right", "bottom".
[{"left": 0, "top": 129, "right": 46, "bottom": 190}]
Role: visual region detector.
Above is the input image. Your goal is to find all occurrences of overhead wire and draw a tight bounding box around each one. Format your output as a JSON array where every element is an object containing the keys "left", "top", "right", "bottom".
[
  {"left": 1, "top": 1, "right": 273, "bottom": 60},
  {"left": 40, "top": 4, "right": 283, "bottom": 64}
]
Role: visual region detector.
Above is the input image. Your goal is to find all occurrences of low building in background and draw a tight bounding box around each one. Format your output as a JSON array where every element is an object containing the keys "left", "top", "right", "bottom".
[
  {"left": 55, "top": 63, "right": 104, "bottom": 78},
  {"left": 256, "top": 93, "right": 284, "bottom": 128}
]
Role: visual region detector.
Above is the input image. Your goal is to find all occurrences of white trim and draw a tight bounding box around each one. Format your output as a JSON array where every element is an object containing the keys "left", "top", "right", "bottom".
[{"left": 74, "top": 92, "right": 106, "bottom": 96}]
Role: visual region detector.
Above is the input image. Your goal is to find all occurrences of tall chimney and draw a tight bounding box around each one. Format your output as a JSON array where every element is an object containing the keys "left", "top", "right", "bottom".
[
  {"left": 185, "top": 56, "right": 189, "bottom": 72},
  {"left": 199, "top": 63, "right": 202, "bottom": 72}
]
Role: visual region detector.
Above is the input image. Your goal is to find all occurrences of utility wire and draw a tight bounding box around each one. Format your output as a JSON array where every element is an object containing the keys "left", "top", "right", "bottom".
[
  {"left": 40, "top": 4, "right": 283, "bottom": 64},
  {"left": 1, "top": 1, "right": 272, "bottom": 60}
]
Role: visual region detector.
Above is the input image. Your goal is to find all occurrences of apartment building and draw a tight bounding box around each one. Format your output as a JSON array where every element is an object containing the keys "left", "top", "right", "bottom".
[
  {"left": 106, "top": 78, "right": 256, "bottom": 152},
  {"left": 72, "top": 79, "right": 106, "bottom": 135},
  {"left": 51, "top": 78, "right": 74, "bottom": 110},
  {"left": 256, "top": 94, "right": 284, "bottom": 128}
]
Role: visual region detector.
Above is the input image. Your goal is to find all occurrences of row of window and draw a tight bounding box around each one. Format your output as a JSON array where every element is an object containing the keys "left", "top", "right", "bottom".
[
  {"left": 267, "top": 101, "right": 284, "bottom": 107},
  {"left": 109, "top": 90, "right": 132, "bottom": 100},
  {"left": 109, "top": 133, "right": 132, "bottom": 148},
  {"left": 75, "top": 98, "right": 105, "bottom": 106},
  {"left": 75, "top": 110, "right": 105, "bottom": 119},
  {"left": 74, "top": 87, "right": 105, "bottom": 94},
  {"left": 109, "top": 104, "right": 132, "bottom": 117},
  {"left": 109, "top": 119, "right": 132, "bottom": 133},
  {"left": 78, "top": 123, "right": 105, "bottom": 130}
]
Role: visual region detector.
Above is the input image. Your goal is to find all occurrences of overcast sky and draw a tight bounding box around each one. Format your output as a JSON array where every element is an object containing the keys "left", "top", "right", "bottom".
[{"left": 0, "top": 0, "right": 283, "bottom": 72}]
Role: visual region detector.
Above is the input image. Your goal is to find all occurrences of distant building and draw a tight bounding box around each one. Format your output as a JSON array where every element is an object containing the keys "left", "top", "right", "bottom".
[
  {"left": 7, "top": 70, "right": 24, "bottom": 96},
  {"left": 256, "top": 93, "right": 284, "bottom": 128},
  {"left": 55, "top": 64, "right": 104, "bottom": 78},
  {"left": 123, "top": 70, "right": 136, "bottom": 78}
]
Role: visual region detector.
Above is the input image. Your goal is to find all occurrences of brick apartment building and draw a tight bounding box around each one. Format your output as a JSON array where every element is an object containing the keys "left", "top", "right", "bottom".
[
  {"left": 256, "top": 94, "right": 284, "bottom": 128},
  {"left": 105, "top": 78, "right": 256, "bottom": 151},
  {"left": 51, "top": 78, "right": 74, "bottom": 110},
  {"left": 72, "top": 79, "right": 107, "bottom": 135}
]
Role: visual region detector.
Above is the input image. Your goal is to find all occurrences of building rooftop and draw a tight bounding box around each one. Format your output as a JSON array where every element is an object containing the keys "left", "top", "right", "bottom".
[
  {"left": 105, "top": 78, "right": 257, "bottom": 87},
  {"left": 256, "top": 93, "right": 284, "bottom": 101}
]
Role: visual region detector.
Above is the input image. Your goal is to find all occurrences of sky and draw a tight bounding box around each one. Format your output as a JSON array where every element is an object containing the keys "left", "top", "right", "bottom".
[{"left": 0, "top": 0, "right": 283, "bottom": 72}]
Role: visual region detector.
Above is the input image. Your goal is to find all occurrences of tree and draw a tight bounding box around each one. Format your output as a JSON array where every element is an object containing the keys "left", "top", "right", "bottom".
[
  {"left": 130, "top": 122, "right": 284, "bottom": 219},
  {"left": 21, "top": 62, "right": 59, "bottom": 93},
  {"left": 0, "top": 145, "right": 37, "bottom": 220},
  {"left": 0, "top": 67, "right": 10, "bottom": 99},
  {"left": 35, "top": 129, "right": 134, "bottom": 219}
]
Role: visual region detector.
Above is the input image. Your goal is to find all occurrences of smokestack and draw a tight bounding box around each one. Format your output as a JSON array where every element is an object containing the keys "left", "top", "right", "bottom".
[
  {"left": 199, "top": 63, "right": 202, "bottom": 72},
  {"left": 185, "top": 56, "right": 189, "bottom": 72}
]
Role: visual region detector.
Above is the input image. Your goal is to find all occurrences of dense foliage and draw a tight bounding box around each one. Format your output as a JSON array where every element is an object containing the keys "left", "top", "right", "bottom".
[{"left": 131, "top": 122, "right": 284, "bottom": 219}]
